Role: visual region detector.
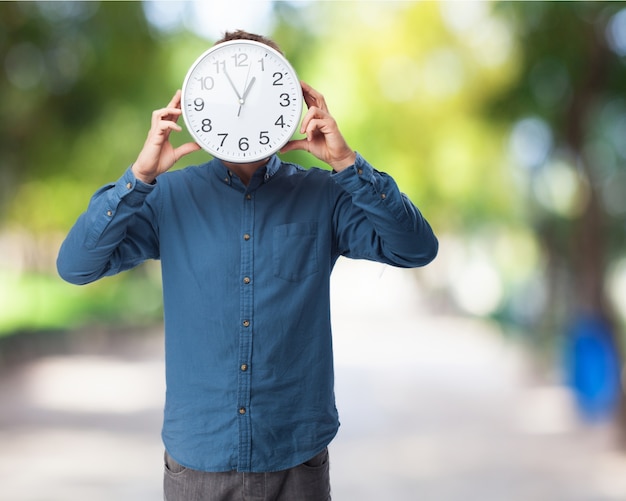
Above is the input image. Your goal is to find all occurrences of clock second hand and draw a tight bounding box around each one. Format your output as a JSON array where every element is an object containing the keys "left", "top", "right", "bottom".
[{"left": 238, "top": 76, "right": 257, "bottom": 117}]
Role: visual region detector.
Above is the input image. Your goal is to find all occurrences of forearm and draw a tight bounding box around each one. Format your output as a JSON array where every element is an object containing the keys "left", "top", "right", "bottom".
[
  {"left": 332, "top": 153, "right": 438, "bottom": 267},
  {"left": 57, "top": 168, "right": 158, "bottom": 285}
]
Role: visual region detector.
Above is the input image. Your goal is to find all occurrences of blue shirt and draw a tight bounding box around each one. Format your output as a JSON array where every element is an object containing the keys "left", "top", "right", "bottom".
[{"left": 57, "top": 153, "right": 438, "bottom": 473}]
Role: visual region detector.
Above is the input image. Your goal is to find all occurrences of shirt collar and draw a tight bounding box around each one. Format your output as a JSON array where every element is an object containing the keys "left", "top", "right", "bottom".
[
  {"left": 263, "top": 155, "right": 281, "bottom": 180},
  {"left": 213, "top": 155, "right": 281, "bottom": 186}
]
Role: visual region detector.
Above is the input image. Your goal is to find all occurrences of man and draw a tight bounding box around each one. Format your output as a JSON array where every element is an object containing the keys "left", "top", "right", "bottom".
[{"left": 57, "top": 31, "right": 438, "bottom": 501}]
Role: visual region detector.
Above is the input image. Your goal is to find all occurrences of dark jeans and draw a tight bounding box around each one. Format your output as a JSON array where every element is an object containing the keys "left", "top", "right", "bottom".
[{"left": 163, "top": 449, "right": 331, "bottom": 501}]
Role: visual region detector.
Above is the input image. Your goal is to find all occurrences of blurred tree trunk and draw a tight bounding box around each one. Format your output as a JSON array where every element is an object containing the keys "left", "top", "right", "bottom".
[
  {"left": 563, "top": 17, "right": 626, "bottom": 438},
  {"left": 489, "top": 1, "right": 626, "bottom": 436},
  {"left": 565, "top": 13, "right": 610, "bottom": 316}
]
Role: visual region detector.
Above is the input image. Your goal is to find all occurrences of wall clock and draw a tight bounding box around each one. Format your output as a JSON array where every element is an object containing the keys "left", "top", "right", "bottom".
[{"left": 181, "top": 40, "right": 303, "bottom": 163}]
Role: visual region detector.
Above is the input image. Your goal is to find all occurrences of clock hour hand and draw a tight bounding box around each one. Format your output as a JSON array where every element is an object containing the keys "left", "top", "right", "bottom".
[
  {"left": 242, "top": 76, "right": 256, "bottom": 102},
  {"left": 238, "top": 76, "right": 257, "bottom": 117}
]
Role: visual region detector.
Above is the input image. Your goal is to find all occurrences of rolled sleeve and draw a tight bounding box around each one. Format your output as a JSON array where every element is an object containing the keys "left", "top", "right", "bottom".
[
  {"left": 57, "top": 166, "right": 159, "bottom": 284},
  {"left": 115, "top": 166, "right": 156, "bottom": 205},
  {"left": 330, "top": 153, "right": 438, "bottom": 267},
  {"left": 331, "top": 152, "right": 375, "bottom": 187}
]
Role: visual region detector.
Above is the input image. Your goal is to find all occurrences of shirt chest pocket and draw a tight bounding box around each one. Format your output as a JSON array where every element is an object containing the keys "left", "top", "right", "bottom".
[{"left": 273, "top": 222, "right": 319, "bottom": 282}]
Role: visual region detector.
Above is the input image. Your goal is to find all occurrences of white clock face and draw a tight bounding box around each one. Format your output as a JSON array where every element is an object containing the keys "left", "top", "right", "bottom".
[{"left": 181, "top": 40, "right": 303, "bottom": 163}]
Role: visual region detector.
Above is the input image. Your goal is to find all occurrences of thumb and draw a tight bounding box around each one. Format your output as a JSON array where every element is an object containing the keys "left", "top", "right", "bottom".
[
  {"left": 280, "top": 139, "right": 309, "bottom": 155},
  {"left": 175, "top": 142, "right": 202, "bottom": 159}
]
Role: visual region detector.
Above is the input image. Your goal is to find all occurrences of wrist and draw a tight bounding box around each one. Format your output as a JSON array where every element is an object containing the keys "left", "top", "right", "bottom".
[
  {"left": 131, "top": 163, "right": 156, "bottom": 185},
  {"left": 330, "top": 150, "right": 357, "bottom": 172}
]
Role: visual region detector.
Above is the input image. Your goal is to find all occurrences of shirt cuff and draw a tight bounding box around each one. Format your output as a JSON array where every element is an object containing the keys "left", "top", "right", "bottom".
[
  {"left": 113, "top": 166, "right": 156, "bottom": 206},
  {"left": 331, "top": 152, "right": 375, "bottom": 190}
]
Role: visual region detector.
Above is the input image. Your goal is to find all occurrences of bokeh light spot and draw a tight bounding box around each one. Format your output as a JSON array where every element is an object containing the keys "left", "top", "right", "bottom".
[
  {"left": 606, "top": 8, "right": 626, "bottom": 57},
  {"left": 5, "top": 42, "right": 44, "bottom": 90},
  {"left": 510, "top": 117, "right": 553, "bottom": 170}
]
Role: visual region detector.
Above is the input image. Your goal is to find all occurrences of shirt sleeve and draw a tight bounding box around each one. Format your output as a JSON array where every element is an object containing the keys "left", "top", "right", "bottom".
[
  {"left": 330, "top": 152, "right": 438, "bottom": 267},
  {"left": 57, "top": 166, "right": 160, "bottom": 285}
]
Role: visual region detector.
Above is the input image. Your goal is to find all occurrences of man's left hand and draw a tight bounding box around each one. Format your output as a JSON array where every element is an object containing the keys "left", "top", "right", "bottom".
[{"left": 280, "top": 81, "right": 356, "bottom": 172}]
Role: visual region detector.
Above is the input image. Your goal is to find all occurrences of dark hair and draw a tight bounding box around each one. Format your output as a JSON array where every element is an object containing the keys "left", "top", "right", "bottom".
[{"left": 214, "top": 29, "right": 283, "bottom": 54}]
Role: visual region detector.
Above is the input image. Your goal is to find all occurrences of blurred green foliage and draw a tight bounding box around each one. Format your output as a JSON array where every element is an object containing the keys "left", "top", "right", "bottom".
[
  {"left": 0, "top": 1, "right": 173, "bottom": 334},
  {"left": 2, "top": 1, "right": 626, "bottom": 354},
  {"left": 489, "top": 2, "right": 626, "bottom": 341}
]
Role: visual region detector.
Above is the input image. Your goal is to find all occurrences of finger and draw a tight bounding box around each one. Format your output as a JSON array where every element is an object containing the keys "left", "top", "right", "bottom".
[
  {"left": 152, "top": 107, "right": 183, "bottom": 127},
  {"left": 301, "top": 81, "right": 328, "bottom": 112},
  {"left": 300, "top": 81, "right": 315, "bottom": 109},
  {"left": 167, "top": 89, "right": 182, "bottom": 109},
  {"left": 152, "top": 107, "right": 183, "bottom": 121},
  {"left": 151, "top": 120, "right": 182, "bottom": 140},
  {"left": 304, "top": 117, "right": 334, "bottom": 142},
  {"left": 163, "top": 120, "right": 182, "bottom": 133},
  {"left": 299, "top": 106, "right": 329, "bottom": 134}
]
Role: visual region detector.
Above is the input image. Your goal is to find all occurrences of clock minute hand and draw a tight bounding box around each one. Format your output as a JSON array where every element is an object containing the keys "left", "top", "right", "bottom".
[{"left": 223, "top": 67, "right": 243, "bottom": 102}]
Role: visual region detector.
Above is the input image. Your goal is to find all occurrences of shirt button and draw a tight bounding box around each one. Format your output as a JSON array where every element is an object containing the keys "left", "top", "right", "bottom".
[
  {"left": 243, "top": 233, "right": 251, "bottom": 241},
  {"left": 357, "top": 168, "right": 363, "bottom": 175},
  {"left": 243, "top": 277, "right": 251, "bottom": 284},
  {"left": 240, "top": 364, "right": 248, "bottom": 372},
  {"left": 239, "top": 407, "right": 246, "bottom": 415},
  {"left": 106, "top": 210, "right": 113, "bottom": 217},
  {"left": 126, "top": 182, "right": 132, "bottom": 189},
  {"left": 242, "top": 320, "right": 250, "bottom": 327},
  {"left": 381, "top": 193, "right": 387, "bottom": 200},
  {"left": 246, "top": 194, "right": 252, "bottom": 200}
]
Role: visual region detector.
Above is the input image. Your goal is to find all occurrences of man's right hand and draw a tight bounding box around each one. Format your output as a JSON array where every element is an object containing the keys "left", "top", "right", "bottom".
[{"left": 132, "top": 90, "right": 201, "bottom": 184}]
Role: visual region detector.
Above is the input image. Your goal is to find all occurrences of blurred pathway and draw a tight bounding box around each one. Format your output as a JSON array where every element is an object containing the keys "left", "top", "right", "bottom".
[{"left": 1, "top": 258, "right": 626, "bottom": 500}]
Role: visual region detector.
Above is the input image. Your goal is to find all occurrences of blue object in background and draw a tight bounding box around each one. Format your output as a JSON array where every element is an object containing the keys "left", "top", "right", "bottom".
[{"left": 564, "top": 314, "right": 622, "bottom": 421}]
